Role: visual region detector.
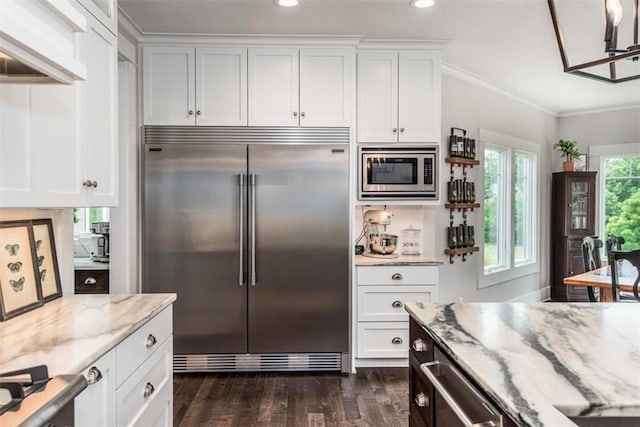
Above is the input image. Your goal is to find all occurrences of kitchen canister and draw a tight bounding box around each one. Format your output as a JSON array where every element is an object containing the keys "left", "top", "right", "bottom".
[{"left": 401, "top": 226, "right": 421, "bottom": 255}]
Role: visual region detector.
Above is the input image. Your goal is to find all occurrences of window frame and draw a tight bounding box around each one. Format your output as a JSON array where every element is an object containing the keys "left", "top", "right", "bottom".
[{"left": 479, "top": 129, "right": 540, "bottom": 289}]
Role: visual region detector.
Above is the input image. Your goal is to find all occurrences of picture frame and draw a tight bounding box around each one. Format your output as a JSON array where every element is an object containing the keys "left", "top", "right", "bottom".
[
  {"left": 32, "top": 219, "right": 62, "bottom": 302},
  {"left": 0, "top": 221, "right": 43, "bottom": 321},
  {"left": 575, "top": 153, "right": 588, "bottom": 172}
]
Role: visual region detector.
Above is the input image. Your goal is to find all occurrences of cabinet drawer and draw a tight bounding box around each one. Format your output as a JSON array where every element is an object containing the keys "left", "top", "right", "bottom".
[
  {"left": 116, "top": 338, "right": 173, "bottom": 426},
  {"left": 127, "top": 378, "right": 172, "bottom": 427},
  {"left": 358, "top": 286, "right": 437, "bottom": 322},
  {"left": 116, "top": 306, "right": 172, "bottom": 387},
  {"left": 75, "top": 269, "right": 109, "bottom": 294},
  {"left": 357, "top": 266, "right": 438, "bottom": 285},
  {"left": 357, "top": 322, "right": 409, "bottom": 358}
]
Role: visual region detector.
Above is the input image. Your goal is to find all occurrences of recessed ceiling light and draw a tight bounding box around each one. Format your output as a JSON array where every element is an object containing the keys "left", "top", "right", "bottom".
[
  {"left": 275, "top": 0, "right": 299, "bottom": 6},
  {"left": 410, "top": 0, "right": 435, "bottom": 8}
]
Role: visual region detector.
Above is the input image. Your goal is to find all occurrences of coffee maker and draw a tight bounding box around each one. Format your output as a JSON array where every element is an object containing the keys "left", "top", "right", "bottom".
[
  {"left": 91, "top": 222, "right": 110, "bottom": 263},
  {"left": 362, "top": 210, "right": 399, "bottom": 259}
]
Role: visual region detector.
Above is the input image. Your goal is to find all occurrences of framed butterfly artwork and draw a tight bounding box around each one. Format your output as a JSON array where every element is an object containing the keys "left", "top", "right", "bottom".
[
  {"left": 0, "top": 220, "right": 43, "bottom": 321},
  {"left": 32, "top": 219, "right": 62, "bottom": 302}
]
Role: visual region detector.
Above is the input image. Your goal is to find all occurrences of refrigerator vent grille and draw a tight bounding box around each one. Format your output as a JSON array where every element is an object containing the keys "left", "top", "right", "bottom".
[
  {"left": 173, "top": 353, "right": 342, "bottom": 373},
  {"left": 144, "top": 126, "right": 350, "bottom": 144}
]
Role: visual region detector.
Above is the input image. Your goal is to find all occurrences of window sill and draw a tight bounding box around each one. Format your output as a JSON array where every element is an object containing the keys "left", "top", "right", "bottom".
[{"left": 480, "top": 262, "right": 539, "bottom": 289}]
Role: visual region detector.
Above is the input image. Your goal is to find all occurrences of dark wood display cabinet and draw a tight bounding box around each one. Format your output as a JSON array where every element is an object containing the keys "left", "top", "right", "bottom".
[{"left": 551, "top": 171, "right": 597, "bottom": 302}]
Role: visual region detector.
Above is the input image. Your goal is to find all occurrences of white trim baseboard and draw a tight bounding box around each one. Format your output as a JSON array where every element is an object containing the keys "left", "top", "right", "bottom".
[{"left": 508, "top": 286, "right": 551, "bottom": 302}]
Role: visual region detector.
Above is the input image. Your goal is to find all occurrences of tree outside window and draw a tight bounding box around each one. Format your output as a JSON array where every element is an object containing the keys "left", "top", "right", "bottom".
[{"left": 603, "top": 156, "right": 640, "bottom": 250}]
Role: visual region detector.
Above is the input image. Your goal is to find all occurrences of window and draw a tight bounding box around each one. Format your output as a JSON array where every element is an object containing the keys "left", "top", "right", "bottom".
[
  {"left": 74, "top": 207, "right": 110, "bottom": 235},
  {"left": 601, "top": 155, "right": 640, "bottom": 250},
  {"left": 481, "top": 129, "right": 539, "bottom": 287}
]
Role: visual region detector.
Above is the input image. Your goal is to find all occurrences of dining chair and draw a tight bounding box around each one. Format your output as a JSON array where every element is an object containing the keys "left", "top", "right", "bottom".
[
  {"left": 609, "top": 249, "right": 640, "bottom": 302},
  {"left": 605, "top": 235, "right": 625, "bottom": 261},
  {"left": 581, "top": 236, "right": 603, "bottom": 302}
]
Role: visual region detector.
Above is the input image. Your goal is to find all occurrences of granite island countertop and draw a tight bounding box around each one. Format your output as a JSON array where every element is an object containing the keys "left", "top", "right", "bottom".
[
  {"left": 354, "top": 254, "right": 443, "bottom": 266},
  {"left": 0, "top": 294, "right": 176, "bottom": 376},
  {"left": 405, "top": 302, "right": 640, "bottom": 427}
]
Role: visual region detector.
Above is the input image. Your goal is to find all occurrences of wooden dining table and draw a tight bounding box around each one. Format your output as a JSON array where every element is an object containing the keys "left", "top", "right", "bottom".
[{"left": 563, "top": 266, "right": 638, "bottom": 302}]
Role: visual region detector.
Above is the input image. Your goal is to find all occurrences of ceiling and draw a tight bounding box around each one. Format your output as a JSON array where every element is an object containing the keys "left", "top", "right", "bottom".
[{"left": 119, "top": 0, "right": 640, "bottom": 115}]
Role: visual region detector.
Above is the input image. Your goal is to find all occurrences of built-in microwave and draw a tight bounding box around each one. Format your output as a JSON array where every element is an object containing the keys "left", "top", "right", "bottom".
[{"left": 359, "top": 146, "right": 438, "bottom": 199}]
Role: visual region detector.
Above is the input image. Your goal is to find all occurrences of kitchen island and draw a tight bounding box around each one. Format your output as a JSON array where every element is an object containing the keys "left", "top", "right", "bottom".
[
  {"left": 405, "top": 302, "right": 640, "bottom": 427},
  {"left": 0, "top": 294, "right": 176, "bottom": 426}
]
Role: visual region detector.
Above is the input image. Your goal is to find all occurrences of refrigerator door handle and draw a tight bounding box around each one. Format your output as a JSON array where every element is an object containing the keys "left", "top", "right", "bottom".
[
  {"left": 250, "top": 173, "right": 257, "bottom": 286},
  {"left": 238, "top": 174, "right": 245, "bottom": 286}
]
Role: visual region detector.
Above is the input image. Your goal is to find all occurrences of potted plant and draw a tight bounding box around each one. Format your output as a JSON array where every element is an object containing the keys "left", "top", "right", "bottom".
[{"left": 553, "top": 139, "right": 580, "bottom": 171}]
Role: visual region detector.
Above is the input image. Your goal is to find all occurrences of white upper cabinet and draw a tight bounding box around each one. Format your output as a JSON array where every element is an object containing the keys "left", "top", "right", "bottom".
[
  {"left": 77, "top": 0, "right": 117, "bottom": 35},
  {"left": 143, "top": 47, "right": 195, "bottom": 126},
  {"left": 299, "top": 48, "right": 353, "bottom": 127},
  {"left": 143, "top": 46, "right": 248, "bottom": 126},
  {"left": 196, "top": 47, "right": 247, "bottom": 126},
  {"left": 0, "top": 6, "right": 118, "bottom": 208},
  {"left": 248, "top": 48, "right": 299, "bottom": 127},
  {"left": 248, "top": 47, "right": 353, "bottom": 127},
  {"left": 357, "top": 51, "right": 441, "bottom": 143}
]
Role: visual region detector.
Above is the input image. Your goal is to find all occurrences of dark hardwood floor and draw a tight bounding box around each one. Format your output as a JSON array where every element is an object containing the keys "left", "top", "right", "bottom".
[{"left": 173, "top": 368, "right": 409, "bottom": 427}]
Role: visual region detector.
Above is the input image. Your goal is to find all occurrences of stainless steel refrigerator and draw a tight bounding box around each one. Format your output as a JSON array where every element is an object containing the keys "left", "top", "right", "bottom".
[{"left": 142, "top": 127, "right": 350, "bottom": 373}]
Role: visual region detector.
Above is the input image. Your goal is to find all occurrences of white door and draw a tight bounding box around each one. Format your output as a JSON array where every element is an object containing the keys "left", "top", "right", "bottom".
[
  {"left": 75, "top": 349, "right": 116, "bottom": 426},
  {"left": 81, "top": 15, "right": 118, "bottom": 206},
  {"left": 248, "top": 47, "right": 299, "bottom": 126},
  {"left": 299, "top": 48, "right": 353, "bottom": 127},
  {"left": 357, "top": 52, "right": 398, "bottom": 143},
  {"left": 143, "top": 46, "right": 195, "bottom": 125},
  {"left": 196, "top": 47, "right": 247, "bottom": 126},
  {"left": 398, "top": 52, "right": 441, "bottom": 143}
]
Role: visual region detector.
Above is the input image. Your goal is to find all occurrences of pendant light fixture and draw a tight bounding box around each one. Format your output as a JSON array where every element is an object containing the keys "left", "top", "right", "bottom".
[{"left": 548, "top": 0, "right": 640, "bottom": 83}]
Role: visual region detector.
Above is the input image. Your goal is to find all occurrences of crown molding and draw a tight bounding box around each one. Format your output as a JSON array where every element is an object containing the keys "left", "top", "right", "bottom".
[
  {"left": 356, "top": 39, "right": 448, "bottom": 51},
  {"left": 557, "top": 103, "right": 640, "bottom": 118},
  {"left": 138, "top": 33, "right": 364, "bottom": 46},
  {"left": 442, "top": 62, "right": 559, "bottom": 117},
  {"left": 118, "top": 6, "right": 143, "bottom": 41}
]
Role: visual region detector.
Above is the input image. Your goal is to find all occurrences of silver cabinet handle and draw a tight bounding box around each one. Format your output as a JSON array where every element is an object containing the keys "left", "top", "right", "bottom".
[
  {"left": 421, "top": 361, "right": 500, "bottom": 427},
  {"left": 412, "top": 338, "right": 428, "bottom": 352},
  {"left": 143, "top": 382, "right": 155, "bottom": 398},
  {"left": 249, "top": 174, "right": 257, "bottom": 286},
  {"left": 145, "top": 334, "right": 157, "bottom": 348},
  {"left": 392, "top": 128, "right": 398, "bottom": 133},
  {"left": 300, "top": 112, "right": 306, "bottom": 118},
  {"left": 196, "top": 110, "right": 201, "bottom": 116},
  {"left": 86, "top": 367, "right": 102, "bottom": 385},
  {"left": 414, "top": 392, "right": 428, "bottom": 408},
  {"left": 391, "top": 273, "right": 403, "bottom": 280},
  {"left": 84, "top": 277, "right": 97, "bottom": 285},
  {"left": 188, "top": 110, "right": 194, "bottom": 115},
  {"left": 82, "top": 180, "right": 93, "bottom": 187},
  {"left": 238, "top": 174, "right": 245, "bottom": 286},
  {"left": 400, "top": 127, "right": 405, "bottom": 133},
  {"left": 91, "top": 181, "right": 98, "bottom": 188},
  {"left": 391, "top": 337, "right": 403, "bottom": 344},
  {"left": 392, "top": 300, "right": 403, "bottom": 308},
  {"left": 293, "top": 111, "right": 298, "bottom": 117}
]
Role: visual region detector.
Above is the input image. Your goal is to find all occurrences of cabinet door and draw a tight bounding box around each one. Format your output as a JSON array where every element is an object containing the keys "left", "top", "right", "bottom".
[
  {"left": 75, "top": 349, "right": 116, "bottom": 426},
  {"left": 398, "top": 52, "right": 440, "bottom": 143},
  {"left": 248, "top": 47, "right": 299, "bottom": 126},
  {"left": 299, "top": 48, "right": 353, "bottom": 127},
  {"left": 143, "top": 46, "right": 195, "bottom": 125},
  {"left": 80, "top": 14, "right": 118, "bottom": 206},
  {"left": 357, "top": 52, "right": 398, "bottom": 142},
  {"left": 195, "top": 47, "right": 247, "bottom": 126},
  {"left": 566, "top": 175, "right": 596, "bottom": 235},
  {"left": 0, "top": 86, "right": 39, "bottom": 206}
]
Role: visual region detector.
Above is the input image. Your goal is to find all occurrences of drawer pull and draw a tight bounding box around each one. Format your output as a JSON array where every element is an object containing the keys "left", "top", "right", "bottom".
[
  {"left": 391, "top": 273, "right": 403, "bottom": 280},
  {"left": 414, "top": 392, "right": 429, "bottom": 407},
  {"left": 392, "top": 300, "right": 403, "bottom": 308},
  {"left": 144, "top": 382, "right": 155, "bottom": 398},
  {"left": 145, "top": 334, "right": 157, "bottom": 348},
  {"left": 391, "top": 337, "right": 403, "bottom": 345},
  {"left": 83, "top": 277, "right": 97, "bottom": 285},
  {"left": 86, "top": 367, "right": 103, "bottom": 385},
  {"left": 412, "top": 338, "right": 428, "bottom": 352}
]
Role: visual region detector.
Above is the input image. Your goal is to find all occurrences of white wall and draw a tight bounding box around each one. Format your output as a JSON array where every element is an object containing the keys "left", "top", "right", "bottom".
[
  {"left": 0, "top": 209, "right": 75, "bottom": 296},
  {"left": 436, "top": 73, "right": 558, "bottom": 302},
  {"left": 558, "top": 108, "right": 640, "bottom": 151}
]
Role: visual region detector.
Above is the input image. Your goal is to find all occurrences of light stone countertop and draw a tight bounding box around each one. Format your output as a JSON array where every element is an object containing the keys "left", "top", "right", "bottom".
[
  {"left": 73, "top": 257, "right": 109, "bottom": 270},
  {"left": 405, "top": 302, "right": 640, "bottom": 427},
  {"left": 354, "top": 254, "right": 443, "bottom": 266},
  {"left": 0, "top": 294, "right": 176, "bottom": 376}
]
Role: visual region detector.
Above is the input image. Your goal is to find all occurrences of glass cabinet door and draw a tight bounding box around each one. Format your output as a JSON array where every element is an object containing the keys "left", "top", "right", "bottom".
[{"left": 569, "top": 180, "right": 589, "bottom": 231}]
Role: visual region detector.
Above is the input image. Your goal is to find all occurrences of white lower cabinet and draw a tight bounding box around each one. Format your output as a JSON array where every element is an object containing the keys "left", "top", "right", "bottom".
[
  {"left": 355, "top": 265, "right": 438, "bottom": 365},
  {"left": 74, "top": 306, "right": 173, "bottom": 426}
]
